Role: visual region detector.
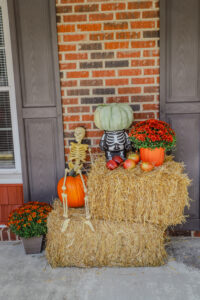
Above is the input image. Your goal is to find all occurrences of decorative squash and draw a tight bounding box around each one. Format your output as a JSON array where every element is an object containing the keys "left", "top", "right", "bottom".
[
  {"left": 94, "top": 103, "right": 133, "bottom": 131},
  {"left": 57, "top": 175, "right": 87, "bottom": 208}
]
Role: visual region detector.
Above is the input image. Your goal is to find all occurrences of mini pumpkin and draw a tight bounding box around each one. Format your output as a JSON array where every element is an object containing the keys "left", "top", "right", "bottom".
[
  {"left": 57, "top": 175, "right": 87, "bottom": 208},
  {"left": 94, "top": 103, "right": 133, "bottom": 131}
]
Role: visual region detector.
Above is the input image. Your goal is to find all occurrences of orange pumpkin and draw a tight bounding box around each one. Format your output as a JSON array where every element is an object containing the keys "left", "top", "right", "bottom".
[{"left": 57, "top": 175, "right": 87, "bottom": 208}]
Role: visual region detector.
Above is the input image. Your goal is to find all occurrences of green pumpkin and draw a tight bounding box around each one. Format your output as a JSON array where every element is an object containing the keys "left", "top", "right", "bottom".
[{"left": 94, "top": 103, "right": 133, "bottom": 131}]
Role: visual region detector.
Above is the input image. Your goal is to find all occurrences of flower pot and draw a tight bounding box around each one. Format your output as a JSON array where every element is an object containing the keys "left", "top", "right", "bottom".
[
  {"left": 21, "top": 236, "right": 43, "bottom": 254},
  {"left": 140, "top": 147, "right": 165, "bottom": 166}
]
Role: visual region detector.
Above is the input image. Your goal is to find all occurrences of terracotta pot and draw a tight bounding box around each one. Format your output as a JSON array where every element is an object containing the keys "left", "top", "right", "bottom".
[
  {"left": 21, "top": 236, "right": 43, "bottom": 254},
  {"left": 140, "top": 147, "right": 165, "bottom": 166}
]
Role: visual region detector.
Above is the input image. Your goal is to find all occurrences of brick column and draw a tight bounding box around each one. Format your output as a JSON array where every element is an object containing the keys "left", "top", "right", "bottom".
[{"left": 56, "top": 0, "right": 160, "bottom": 163}]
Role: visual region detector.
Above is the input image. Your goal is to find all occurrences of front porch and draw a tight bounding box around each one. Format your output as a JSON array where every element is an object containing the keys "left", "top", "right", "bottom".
[{"left": 1, "top": 237, "right": 200, "bottom": 300}]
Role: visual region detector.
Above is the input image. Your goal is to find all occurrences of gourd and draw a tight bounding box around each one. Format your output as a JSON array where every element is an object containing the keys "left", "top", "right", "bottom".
[
  {"left": 94, "top": 103, "right": 133, "bottom": 131},
  {"left": 57, "top": 175, "right": 87, "bottom": 208}
]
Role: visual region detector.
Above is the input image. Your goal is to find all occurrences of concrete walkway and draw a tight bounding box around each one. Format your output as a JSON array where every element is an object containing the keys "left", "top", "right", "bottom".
[{"left": 0, "top": 237, "right": 200, "bottom": 300}]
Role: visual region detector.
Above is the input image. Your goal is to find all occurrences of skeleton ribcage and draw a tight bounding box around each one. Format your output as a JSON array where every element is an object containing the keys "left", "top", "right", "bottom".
[{"left": 106, "top": 131, "right": 125, "bottom": 147}]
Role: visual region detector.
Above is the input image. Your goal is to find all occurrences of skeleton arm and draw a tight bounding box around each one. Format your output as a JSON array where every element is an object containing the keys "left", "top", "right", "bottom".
[
  {"left": 124, "top": 131, "right": 132, "bottom": 150},
  {"left": 99, "top": 133, "right": 107, "bottom": 151}
]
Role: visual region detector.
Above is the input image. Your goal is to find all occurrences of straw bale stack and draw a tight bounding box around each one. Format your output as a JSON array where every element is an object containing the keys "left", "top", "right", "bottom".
[
  {"left": 46, "top": 201, "right": 166, "bottom": 268},
  {"left": 87, "top": 156, "right": 191, "bottom": 227},
  {"left": 46, "top": 156, "right": 190, "bottom": 268}
]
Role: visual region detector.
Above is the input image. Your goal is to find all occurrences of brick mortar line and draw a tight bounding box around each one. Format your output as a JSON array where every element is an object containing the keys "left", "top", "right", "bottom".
[
  {"left": 61, "top": 84, "right": 159, "bottom": 89},
  {"left": 59, "top": 58, "right": 160, "bottom": 63},
  {"left": 60, "top": 56, "right": 160, "bottom": 61},
  {"left": 62, "top": 105, "right": 158, "bottom": 111},
  {"left": 87, "top": 73, "right": 159, "bottom": 76},
  {"left": 57, "top": 39, "right": 160, "bottom": 44},
  {"left": 60, "top": 93, "right": 158, "bottom": 98},
  {"left": 56, "top": 3, "right": 159, "bottom": 5},
  {"left": 58, "top": 42, "right": 158, "bottom": 47},
  {"left": 61, "top": 98, "right": 158, "bottom": 102},
  {"left": 60, "top": 61, "right": 160, "bottom": 65},
  {"left": 62, "top": 103, "right": 158, "bottom": 109},
  {"left": 60, "top": 65, "right": 160, "bottom": 70},
  {"left": 62, "top": 95, "right": 159, "bottom": 100},
  {"left": 57, "top": 41, "right": 159, "bottom": 45},
  {"left": 68, "top": 65, "right": 159, "bottom": 68},
  {"left": 56, "top": 11, "right": 160, "bottom": 15},
  {"left": 61, "top": 94, "right": 159, "bottom": 98},
  {"left": 61, "top": 84, "right": 158, "bottom": 88},
  {"left": 61, "top": 92, "right": 159, "bottom": 96},
  {"left": 56, "top": 9, "right": 159, "bottom": 13},
  {"left": 60, "top": 73, "right": 151, "bottom": 75},
  {"left": 59, "top": 60, "right": 159, "bottom": 64},
  {"left": 60, "top": 70, "right": 160, "bottom": 75},
  {"left": 56, "top": 18, "right": 160, "bottom": 23},
  {"left": 57, "top": 29, "right": 160, "bottom": 35},
  {"left": 61, "top": 99, "right": 159, "bottom": 108},
  {"left": 58, "top": 43, "right": 160, "bottom": 48},
  {"left": 61, "top": 99, "right": 159, "bottom": 104},
  {"left": 58, "top": 41, "right": 160, "bottom": 46},
  {"left": 56, "top": 0, "right": 159, "bottom": 2}
]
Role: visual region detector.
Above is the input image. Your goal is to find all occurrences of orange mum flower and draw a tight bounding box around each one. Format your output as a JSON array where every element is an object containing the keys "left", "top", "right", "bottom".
[
  {"left": 37, "top": 219, "right": 42, "bottom": 224},
  {"left": 32, "top": 212, "right": 36, "bottom": 218},
  {"left": 32, "top": 205, "right": 38, "bottom": 209}
]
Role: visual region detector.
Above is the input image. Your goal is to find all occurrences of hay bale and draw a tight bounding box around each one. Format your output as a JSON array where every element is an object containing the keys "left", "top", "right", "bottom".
[
  {"left": 87, "top": 156, "right": 191, "bottom": 227},
  {"left": 46, "top": 201, "right": 166, "bottom": 268}
]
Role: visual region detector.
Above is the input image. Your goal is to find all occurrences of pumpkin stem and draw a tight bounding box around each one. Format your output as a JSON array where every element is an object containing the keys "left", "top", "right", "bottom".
[{"left": 69, "top": 169, "right": 76, "bottom": 177}]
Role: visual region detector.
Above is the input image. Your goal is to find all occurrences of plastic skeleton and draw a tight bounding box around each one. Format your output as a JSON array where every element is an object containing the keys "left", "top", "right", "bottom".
[{"left": 61, "top": 127, "right": 94, "bottom": 232}]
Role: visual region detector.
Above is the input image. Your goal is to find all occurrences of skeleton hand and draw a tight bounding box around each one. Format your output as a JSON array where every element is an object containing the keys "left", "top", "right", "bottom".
[{"left": 125, "top": 142, "right": 132, "bottom": 150}]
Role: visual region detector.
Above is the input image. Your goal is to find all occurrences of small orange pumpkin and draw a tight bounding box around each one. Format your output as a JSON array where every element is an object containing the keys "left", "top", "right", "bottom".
[{"left": 57, "top": 175, "right": 87, "bottom": 208}]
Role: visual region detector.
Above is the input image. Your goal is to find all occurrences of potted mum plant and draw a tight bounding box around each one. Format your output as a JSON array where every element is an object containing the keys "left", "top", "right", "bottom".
[
  {"left": 129, "top": 119, "right": 176, "bottom": 166},
  {"left": 8, "top": 202, "right": 52, "bottom": 254}
]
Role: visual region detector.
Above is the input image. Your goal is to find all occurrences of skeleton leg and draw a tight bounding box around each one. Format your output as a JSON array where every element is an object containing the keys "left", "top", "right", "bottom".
[
  {"left": 119, "top": 150, "right": 126, "bottom": 161},
  {"left": 105, "top": 151, "right": 112, "bottom": 161},
  {"left": 61, "top": 168, "right": 70, "bottom": 232},
  {"left": 78, "top": 170, "right": 94, "bottom": 232}
]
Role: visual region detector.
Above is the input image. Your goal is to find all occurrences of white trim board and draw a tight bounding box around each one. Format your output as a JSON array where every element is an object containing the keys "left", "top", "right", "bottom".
[{"left": 0, "top": 0, "right": 22, "bottom": 183}]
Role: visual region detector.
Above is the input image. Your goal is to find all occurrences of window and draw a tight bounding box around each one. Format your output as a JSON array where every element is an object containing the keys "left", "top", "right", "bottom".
[{"left": 0, "top": 0, "right": 22, "bottom": 183}]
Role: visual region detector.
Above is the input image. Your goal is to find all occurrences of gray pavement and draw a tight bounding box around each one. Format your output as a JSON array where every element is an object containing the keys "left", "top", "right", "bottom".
[{"left": 0, "top": 237, "right": 200, "bottom": 300}]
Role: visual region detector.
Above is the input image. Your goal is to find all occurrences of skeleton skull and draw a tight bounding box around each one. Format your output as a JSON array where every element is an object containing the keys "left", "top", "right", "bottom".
[{"left": 74, "top": 127, "right": 85, "bottom": 144}]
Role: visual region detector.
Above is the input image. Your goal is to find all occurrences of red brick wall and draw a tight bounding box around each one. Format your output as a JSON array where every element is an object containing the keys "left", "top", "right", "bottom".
[
  {"left": 0, "top": 184, "right": 24, "bottom": 225},
  {"left": 56, "top": 0, "right": 160, "bottom": 162}
]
